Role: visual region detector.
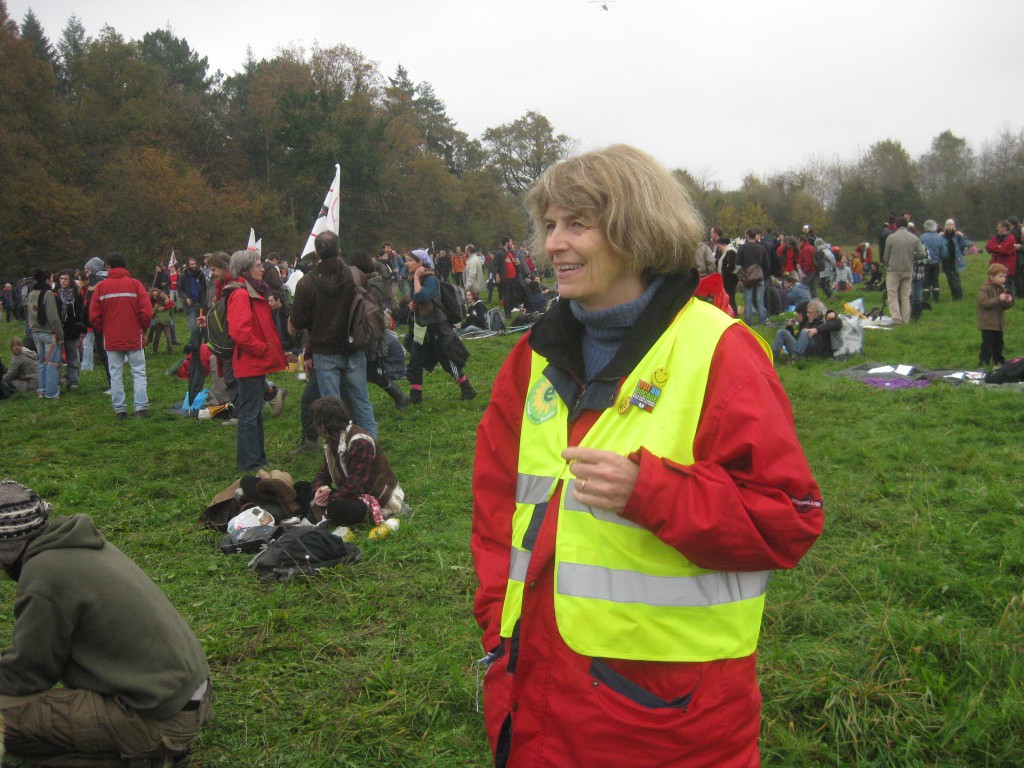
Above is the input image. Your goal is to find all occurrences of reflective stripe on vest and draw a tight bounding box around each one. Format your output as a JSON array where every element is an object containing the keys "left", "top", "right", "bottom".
[{"left": 500, "top": 298, "right": 773, "bottom": 662}]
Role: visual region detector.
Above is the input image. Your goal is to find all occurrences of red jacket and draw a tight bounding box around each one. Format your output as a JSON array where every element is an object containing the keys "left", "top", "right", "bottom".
[
  {"left": 777, "top": 243, "right": 798, "bottom": 274},
  {"left": 226, "top": 281, "right": 286, "bottom": 378},
  {"left": 986, "top": 233, "right": 1018, "bottom": 276},
  {"left": 472, "top": 292, "right": 823, "bottom": 767},
  {"left": 797, "top": 242, "right": 817, "bottom": 275},
  {"left": 88, "top": 268, "right": 154, "bottom": 351}
]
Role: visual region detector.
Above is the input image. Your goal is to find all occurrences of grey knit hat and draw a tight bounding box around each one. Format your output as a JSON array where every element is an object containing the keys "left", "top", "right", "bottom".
[
  {"left": 0, "top": 480, "right": 52, "bottom": 564},
  {"left": 84, "top": 256, "right": 106, "bottom": 273}
]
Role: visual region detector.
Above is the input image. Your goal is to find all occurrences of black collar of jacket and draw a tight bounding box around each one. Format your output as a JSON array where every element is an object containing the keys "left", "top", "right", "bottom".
[{"left": 528, "top": 270, "right": 699, "bottom": 413}]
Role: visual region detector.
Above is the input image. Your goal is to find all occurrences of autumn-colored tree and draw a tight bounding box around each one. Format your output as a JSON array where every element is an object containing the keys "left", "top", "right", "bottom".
[{"left": 0, "top": 2, "right": 88, "bottom": 276}]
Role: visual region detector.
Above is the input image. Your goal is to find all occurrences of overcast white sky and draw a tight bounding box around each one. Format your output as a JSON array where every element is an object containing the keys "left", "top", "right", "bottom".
[{"left": 9, "top": 0, "right": 1024, "bottom": 189}]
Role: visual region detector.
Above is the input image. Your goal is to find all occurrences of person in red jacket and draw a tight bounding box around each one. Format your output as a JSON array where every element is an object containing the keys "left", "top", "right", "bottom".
[
  {"left": 797, "top": 234, "right": 819, "bottom": 297},
  {"left": 986, "top": 220, "right": 1018, "bottom": 297},
  {"left": 776, "top": 235, "right": 799, "bottom": 274},
  {"left": 87, "top": 254, "right": 153, "bottom": 419},
  {"left": 226, "top": 250, "right": 287, "bottom": 472},
  {"left": 472, "top": 145, "right": 823, "bottom": 768}
]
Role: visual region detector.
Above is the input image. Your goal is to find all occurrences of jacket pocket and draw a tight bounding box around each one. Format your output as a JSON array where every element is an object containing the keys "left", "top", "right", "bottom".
[{"left": 589, "top": 658, "right": 697, "bottom": 711}]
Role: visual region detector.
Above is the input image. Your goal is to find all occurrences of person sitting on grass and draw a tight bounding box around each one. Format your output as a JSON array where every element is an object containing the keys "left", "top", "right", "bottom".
[
  {"left": 460, "top": 290, "right": 489, "bottom": 334},
  {"left": 1, "top": 337, "right": 39, "bottom": 397},
  {"left": 0, "top": 480, "right": 212, "bottom": 767},
  {"left": 834, "top": 254, "right": 854, "bottom": 292},
  {"left": 782, "top": 272, "right": 811, "bottom": 307},
  {"left": 977, "top": 263, "right": 1014, "bottom": 368},
  {"left": 770, "top": 299, "right": 841, "bottom": 362},
  {"left": 304, "top": 396, "right": 407, "bottom": 527}
]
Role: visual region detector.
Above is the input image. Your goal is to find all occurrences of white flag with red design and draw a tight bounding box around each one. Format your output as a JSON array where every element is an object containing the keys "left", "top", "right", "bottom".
[{"left": 301, "top": 164, "right": 341, "bottom": 258}]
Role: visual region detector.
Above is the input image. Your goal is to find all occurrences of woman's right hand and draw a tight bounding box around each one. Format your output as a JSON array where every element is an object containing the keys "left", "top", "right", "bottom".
[{"left": 313, "top": 486, "right": 331, "bottom": 507}]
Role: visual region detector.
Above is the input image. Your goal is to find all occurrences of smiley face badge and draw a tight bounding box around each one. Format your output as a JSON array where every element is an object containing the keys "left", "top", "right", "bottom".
[{"left": 626, "top": 367, "right": 669, "bottom": 413}]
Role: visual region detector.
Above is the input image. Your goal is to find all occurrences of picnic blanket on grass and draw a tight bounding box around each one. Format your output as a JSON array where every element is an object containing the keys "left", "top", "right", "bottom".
[{"left": 825, "top": 362, "right": 1024, "bottom": 390}]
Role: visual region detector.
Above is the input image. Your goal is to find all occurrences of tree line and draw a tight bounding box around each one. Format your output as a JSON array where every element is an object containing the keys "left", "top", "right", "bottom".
[
  {"left": 2, "top": 1, "right": 1022, "bottom": 279},
  {"left": 0, "top": 3, "right": 573, "bottom": 277},
  {"left": 683, "top": 128, "right": 1024, "bottom": 245}
]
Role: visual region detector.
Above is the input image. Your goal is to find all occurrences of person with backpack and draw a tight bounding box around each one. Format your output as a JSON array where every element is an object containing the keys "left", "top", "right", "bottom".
[
  {"left": 813, "top": 239, "right": 835, "bottom": 298},
  {"left": 290, "top": 231, "right": 378, "bottom": 438},
  {"left": 404, "top": 249, "right": 476, "bottom": 403},
  {"left": 225, "top": 250, "right": 286, "bottom": 472},
  {"left": 28, "top": 271, "right": 64, "bottom": 401},
  {"left": 736, "top": 228, "right": 770, "bottom": 325},
  {"left": 348, "top": 249, "right": 409, "bottom": 410}
]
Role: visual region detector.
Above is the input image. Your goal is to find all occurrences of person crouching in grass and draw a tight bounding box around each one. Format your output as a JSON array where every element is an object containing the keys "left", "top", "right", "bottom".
[{"left": 977, "top": 263, "right": 1014, "bottom": 368}]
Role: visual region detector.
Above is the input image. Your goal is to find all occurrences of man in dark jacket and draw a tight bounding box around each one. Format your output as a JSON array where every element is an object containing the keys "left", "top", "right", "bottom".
[
  {"left": 179, "top": 257, "right": 208, "bottom": 334},
  {"left": 55, "top": 270, "right": 87, "bottom": 391},
  {"left": 735, "top": 228, "right": 771, "bottom": 325},
  {"left": 88, "top": 254, "right": 153, "bottom": 418},
  {"left": 289, "top": 231, "right": 378, "bottom": 437},
  {"left": 0, "top": 480, "right": 212, "bottom": 766}
]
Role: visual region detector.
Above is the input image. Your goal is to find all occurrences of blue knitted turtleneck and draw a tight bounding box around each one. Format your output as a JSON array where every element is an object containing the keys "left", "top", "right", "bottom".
[{"left": 570, "top": 277, "right": 665, "bottom": 380}]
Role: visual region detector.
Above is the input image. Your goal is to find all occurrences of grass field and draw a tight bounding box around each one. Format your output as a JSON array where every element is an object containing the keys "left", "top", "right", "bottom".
[{"left": 1, "top": 253, "right": 1022, "bottom": 767}]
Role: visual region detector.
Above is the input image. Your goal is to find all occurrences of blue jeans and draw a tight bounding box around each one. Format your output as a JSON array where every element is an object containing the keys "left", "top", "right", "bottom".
[
  {"left": 771, "top": 328, "right": 812, "bottom": 359},
  {"left": 313, "top": 351, "right": 377, "bottom": 438},
  {"left": 236, "top": 375, "right": 268, "bottom": 471},
  {"left": 742, "top": 283, "right": 767, "bottom": 325},
  {"left": 107, "top": 348, "right": 148, "bottom": 413},
  {"left": 184, "top": 302, "right": 201, "bottom": 334},
  {"left": 62, "top": 338, "right": 81, "bottom": 386},
  {"left": 32, "top": 331, "right": 61, "bottom": 399}
]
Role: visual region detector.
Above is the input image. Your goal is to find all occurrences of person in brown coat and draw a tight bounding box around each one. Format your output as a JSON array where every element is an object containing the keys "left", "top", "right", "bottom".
[{"left": 977, "top": 263, "right": 1014, "bottom": 367}]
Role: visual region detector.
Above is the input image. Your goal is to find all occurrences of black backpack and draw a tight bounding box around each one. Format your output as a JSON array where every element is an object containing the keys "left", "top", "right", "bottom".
[
  {"left": 985, "top": 357, "right": 1024, "bottom": 384},
  {"left": 437, "top": 281, "right": 465, "bottom": 325},
  {"left": 813, "top": 248, "right": 827, "bottom": 272},
  {"left": 248, "top": 527, "right": 362, "bottom": 582},
  {"left": 206, "top": 283, "right": 242, "bottom": 358}
]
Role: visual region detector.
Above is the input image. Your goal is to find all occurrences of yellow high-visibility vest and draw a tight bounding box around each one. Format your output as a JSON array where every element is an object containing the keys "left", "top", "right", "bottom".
[{"left": 501, "top": 298, "right": 772, "bottom": 662}]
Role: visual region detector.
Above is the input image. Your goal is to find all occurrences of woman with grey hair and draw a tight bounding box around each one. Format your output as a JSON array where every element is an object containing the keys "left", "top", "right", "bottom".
[
  {"left": 471, "top": 144, "right": 823, "bottom": 766},
  {"left": 226, "top": 250, "right": 286, "bottom": 472}
]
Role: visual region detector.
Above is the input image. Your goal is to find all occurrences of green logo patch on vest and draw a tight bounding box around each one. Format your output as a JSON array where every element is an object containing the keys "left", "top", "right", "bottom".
[{"left": 526, "top": 375, "right": 558, "bottom": 423}]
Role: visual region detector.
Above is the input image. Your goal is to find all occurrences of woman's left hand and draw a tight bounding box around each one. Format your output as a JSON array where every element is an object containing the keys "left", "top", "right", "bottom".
[{"left": 561, "top": 447, "right": 640, "bottom": 515}]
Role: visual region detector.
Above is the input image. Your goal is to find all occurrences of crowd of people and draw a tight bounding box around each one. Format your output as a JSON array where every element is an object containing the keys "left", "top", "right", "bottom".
[
  {"left": 1, "top": 140, "right": 1019, "bottom": 766},
  {"left": 681, "top": 211, "right": 1018, "bottom": 368}
]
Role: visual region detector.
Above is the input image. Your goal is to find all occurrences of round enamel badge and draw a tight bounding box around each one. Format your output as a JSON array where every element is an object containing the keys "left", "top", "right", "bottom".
[{"left": 526, "top": 376, "right": 558, "bottom": 423}]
